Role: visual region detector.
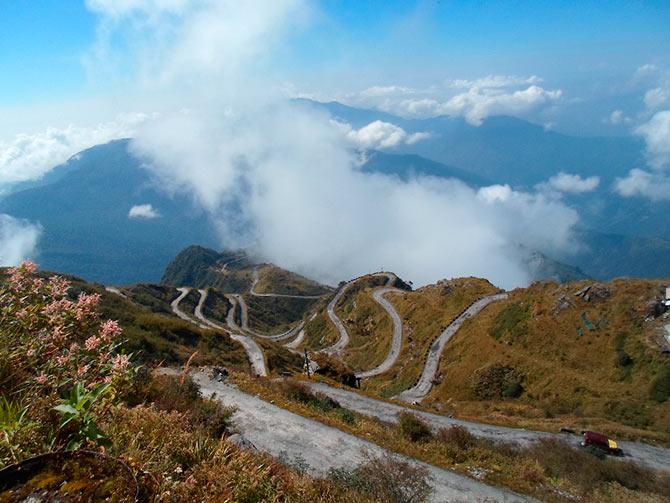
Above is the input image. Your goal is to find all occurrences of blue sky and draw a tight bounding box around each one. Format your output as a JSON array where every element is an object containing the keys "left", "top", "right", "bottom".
[{"left": 0, "top": 0, "right": 669, "bottom": 134}]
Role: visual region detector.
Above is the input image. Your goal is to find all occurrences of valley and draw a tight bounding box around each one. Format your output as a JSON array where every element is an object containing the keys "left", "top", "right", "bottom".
[{"left": 11, "top": 244, "right": 664, "bottom": 501}]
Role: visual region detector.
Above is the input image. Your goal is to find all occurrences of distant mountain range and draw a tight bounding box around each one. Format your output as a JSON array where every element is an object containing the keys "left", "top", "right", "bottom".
[
  {"left": 305, "top": 99, "right": 670, "bottom": 242},
  {"left": 1, "top": 101, "right": 669, "bottom": 284},
  {"left": 0, "top": 140, "right": 219, "bottom": 284}
]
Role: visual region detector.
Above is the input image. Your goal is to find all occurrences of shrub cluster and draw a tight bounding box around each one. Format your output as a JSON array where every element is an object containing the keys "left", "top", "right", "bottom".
[
  {"left": 398, "top": 412, "right": 433, "bottom": 442},
  {"left": 328, "top": 452, "right": 432, "bottom": 503},
  {"left": 281, "top": 380, "right": 356, "bottom": 423},
  {"left": 0, "top": 261, "right": 132, "bottom": 464},
  {"left": 471, "top": 363, "right": 524, "bottom": 399}
]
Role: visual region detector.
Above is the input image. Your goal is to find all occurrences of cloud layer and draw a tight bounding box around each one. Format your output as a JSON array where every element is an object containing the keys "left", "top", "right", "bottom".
[
  {"left": 616, "top": 109, "right": 670, "bottom": 200},
  {"left": 87, "top": 0, "right": 580, "bottom": 289},
  {"left": 0, "top": 113, "right": 150, "bottom": 186},
  {"left": 0, "top": 214, "right": 41, "bottom": 266},
  {"left": 332, "top": 75, "right": 562, "bottom": 126}
]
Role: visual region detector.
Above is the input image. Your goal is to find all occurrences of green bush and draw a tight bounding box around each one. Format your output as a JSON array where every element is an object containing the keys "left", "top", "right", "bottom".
[
  {"left": 650, "top": 367, "right": 670, "bottom": 403},
  {"left": 489, "top": 303, "right": 529, "bottom": 340},
  {"left": 525, "top": 439, "right": 670, "bottom": 495},
  {"left": 328, "top": 453, "right": 432, "bottom": 503},
  {"left": 436, "top": 425, "right": 477, "bottom": 450},
  {"left": 131, "top": 373, "right": 233, "bottom": 437},
  {"left": 336, "top": 408, "right": 357, "bottom": 425},
  {"left": 616, "top": 350, "right": 633, "bottom": 368},
  {"left": 604, "top": 400, "right": 651, "bottom": 428},
  {"left": 471, "top": 364, "right": 524, "bottom": 400},
  {"left": 398, "top": 412, "right": 433, "bottom": 442}
]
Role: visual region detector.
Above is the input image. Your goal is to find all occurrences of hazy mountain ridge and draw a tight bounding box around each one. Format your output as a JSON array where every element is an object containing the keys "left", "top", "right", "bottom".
[{"left": 1, "top": 104, "right": 669, "bottom": 283}]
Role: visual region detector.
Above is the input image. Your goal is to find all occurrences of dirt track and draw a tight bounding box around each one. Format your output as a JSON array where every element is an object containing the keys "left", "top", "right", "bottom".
[{"left": 191, "top": 370, "right": 533, "bottom": 502}]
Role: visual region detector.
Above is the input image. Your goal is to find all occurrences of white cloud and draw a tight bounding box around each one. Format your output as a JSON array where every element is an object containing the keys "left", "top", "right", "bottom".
[
  {"left": 644, "top": 88, "right": 670, "bottom": 111},
  {"left": 542, "top": 172, "right": 600, "bottom": 194},
  {"left": 633, "top": 64, "right": 660, "bottom": 82},
  {"left": 337, "top": 75, "right": 562, "bottom": 126},
  {"left": 359, "top": 86, "right": 414, "bottom": 98},
  {"left": 338, "top": 120, "right": 431, "bottom": 150},
  {"left": 447, "top": 75, "right": 542, "bottom": 89},
  {"left": 636, "top": 110, "right": 670, "bottom": 169},
  {"left": 615, "top": 168, "right": 670, "bottom": 201},
  {"left": 440, "top": 85, "right": 562, "bottom": 126},
  {"left": 615, "top": 110, "right": 670, "bottom": 201},
  {"left": 0, "top": 214, "right": 41, "bottom": 266},
  {"left": 128, "top": 203, "right": 161, "bottom": 219},
  {"left": 0, "top": 113, "right": 152, "bottom": 186},
  {"left": 607, "top": 109, "right": 631, "bottom": 125},
  {"left": 90, "top": 1, "right": 579, "bottom": 289}
]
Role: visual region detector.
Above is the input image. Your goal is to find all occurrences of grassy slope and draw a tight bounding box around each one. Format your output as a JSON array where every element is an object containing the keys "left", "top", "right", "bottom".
[
  {"left": 428, "top": 279, "right": 670, "bottom": 442},
  {"left": 301, "top": 275, "right": 391, "bottom": 352},
  {"left": 245, "top": 295, "right": 321, "bottom": 333},
  {"left": 362, "top": 278, "right": 500, "bottom": 398},
  {"left": 302, "top": 308, "right": 339, "bottom": 350},
  {"left": 66, "top": 280, "right": 250, "bottom": 370},
  {"left": 254, "top": 264, "right": 333, "bottom": 296},
  {"left": 339, "top": 286, "right": 393, "bottom": 372}
]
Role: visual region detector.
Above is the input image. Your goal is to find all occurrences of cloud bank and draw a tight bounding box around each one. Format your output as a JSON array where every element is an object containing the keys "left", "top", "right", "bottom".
[
  {"left": 335, "top": 75, "right": 562, "bottom": 126},
  {"left": 0, "top": 113, "right": 151, "bottom": 186},
  {"left": 0, "top": 214, "right": 41, "bottom": 266},
  {"left": 87, "top": 0, "right": 579, "bottom": 289},
  {"left": 616, "top": 110, "right": 670, "bottom": 200}
]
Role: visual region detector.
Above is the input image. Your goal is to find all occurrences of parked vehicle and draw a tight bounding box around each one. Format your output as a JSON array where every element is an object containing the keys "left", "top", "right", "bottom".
[{"left": 581, "top": 431, "right": 624, "bottom": 456}]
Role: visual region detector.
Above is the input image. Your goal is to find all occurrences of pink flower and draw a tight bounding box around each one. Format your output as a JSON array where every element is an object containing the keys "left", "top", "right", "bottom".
[
  {"left": 51, "top": 326, "right": 65, "bottom": 341},
  {"left": 21, "top": 261, "right": 38, "bottom": 274},
  {"left": 111, "top": 354, "right": 130, "bottom": 373},
  {"left": 26, "top": 348, "right": 36, "bottom": 357},
  {"left": 84, "top": 336, "right": 101, "bottom": 351},
  {"left": 43, "top": 298, "right": 74, "bottom": 316},
  {"left": 77, "top": 364, "right": 90, "bottom": 376},
  {"left": 35, "top": 373, "right": 48, "bottom": 385},
  {"left": 99, "top": 320, "right": 122, "bottom": 341},
  {"left": 56, "top": 355, "right": 69, "bottom": 366},
  {"left": 69, "top": 343, "right": 80, "bottom": 353},
  {"left": 48, "top": 275, "right": 70, "bottom": 297},
  {"left": 75, "top": 293, "right": 100, "bottom": 321}
]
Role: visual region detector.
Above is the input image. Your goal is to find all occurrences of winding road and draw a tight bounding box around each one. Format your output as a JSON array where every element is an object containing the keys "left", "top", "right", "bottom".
[
  {"left": 190, "top": 369, "right": 532, "bottom": 502},
  {"left": 170, "top": 287, "right": 210, "bottom": 329},
  {"left": 302, "top": 380, "right": 670, "bottom": 473},
  {"left": 355, "top": 287, "right": 404, "bottom": 379},
  {"left": 324, "top": 272, "right": 397, "bottom": 356},
  {"left": 394, "top": 293, "right": 508, "bottom": 404},
  {"left": 229, "top": 292, "right": 304, "bottom": 342},
  {"left": 171, "top": 288, "right": 268, "bottom": 377},
  {"left": 104, "top": 286, "right": 126, "bottom": 298}
]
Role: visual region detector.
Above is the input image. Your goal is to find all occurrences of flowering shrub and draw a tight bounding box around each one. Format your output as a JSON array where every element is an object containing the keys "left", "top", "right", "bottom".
[{"left": 0, "top": 261, "right": 133, "bottom": 464}]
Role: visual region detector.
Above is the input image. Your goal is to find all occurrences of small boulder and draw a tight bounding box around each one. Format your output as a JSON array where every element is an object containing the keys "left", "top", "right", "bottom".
[{"left": 227, "top": 433, "right": 256, "bottom": 451}]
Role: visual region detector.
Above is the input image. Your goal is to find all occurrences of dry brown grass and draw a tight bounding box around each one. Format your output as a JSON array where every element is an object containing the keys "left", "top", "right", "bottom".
[
  {"left": 254, "top": 264, "right": 332, "bottom": 296},
  {"left": 361, "top": 277, "right": 499, "bottom": 397},
  {"left": 339, "top": 286, "right": 394, "bottom": 372},
  {"left": 424, "top": 278, "right": 670, "bottom": 442},
  {"left": 232, "top": 372, "right": 669, "bottom": 502}
]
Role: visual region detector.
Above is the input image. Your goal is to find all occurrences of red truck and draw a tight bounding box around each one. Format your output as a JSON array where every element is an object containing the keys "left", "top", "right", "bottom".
[{"left": 581, "top": 431, "right": 624, "bottom": 456}]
